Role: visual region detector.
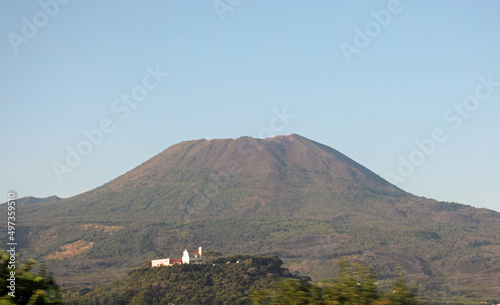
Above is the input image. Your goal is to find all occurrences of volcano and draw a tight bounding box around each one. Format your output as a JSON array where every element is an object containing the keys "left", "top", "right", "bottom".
[{"left": 10, "top": 134, "right": 500, "bottom": 299}]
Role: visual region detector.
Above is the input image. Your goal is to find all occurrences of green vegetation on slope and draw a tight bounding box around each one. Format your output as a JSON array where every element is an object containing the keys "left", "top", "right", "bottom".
[
  {"left": 251, "top": 261, "right": 416, "bottom": 305},
  {"left": 64, "top": 258, "right": 420, "bottom": 305},
  {"left": 64, "top": 255, "right": 301, "bottom": 305},
  {"left": 15, "top": 214, "right": 500, "bottom": 300}
]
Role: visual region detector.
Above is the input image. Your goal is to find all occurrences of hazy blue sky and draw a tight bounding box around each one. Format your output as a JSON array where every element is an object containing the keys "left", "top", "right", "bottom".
[{"left": 1, "top": 1, "right": 499, "bottom": 212}]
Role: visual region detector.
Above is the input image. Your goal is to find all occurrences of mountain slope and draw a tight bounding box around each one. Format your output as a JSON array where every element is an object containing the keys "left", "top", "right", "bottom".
[
  {"left": 22, "top": 134, "right": 402, "bottom": 222},
  {"left": 8, "top": 134, "right": 500, "bottom": 301}
]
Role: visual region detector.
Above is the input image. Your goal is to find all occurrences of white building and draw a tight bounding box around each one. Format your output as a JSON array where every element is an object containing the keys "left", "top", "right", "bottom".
[
  {"left": 182, "top": 247, "right": 202, "bottom": 264},
  {"left": 150, "top": 258, "right": 182, "bottom": 267},
  {"left": 151, "top": 246, "right": 202, "bottom": 267}
]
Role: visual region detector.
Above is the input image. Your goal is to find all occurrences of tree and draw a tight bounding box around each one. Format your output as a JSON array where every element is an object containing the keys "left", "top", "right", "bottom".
[
  {"left": 251, "top": 260, "right": 417, "bottom": 305},
  {"left": 251, "top": 278, "right": 317, "bottom": 305},
  {"left": 384, "top": 275, "right": 416, "bottom": 305},
  {"left": 322, "top": 260, "right": 379, "bottom": 305},
  {"left": 203, "top": 251, "right": 223, "bottom": 264},
  {"left": 0, "top": 251, "right": 63, "bottom": 305}
]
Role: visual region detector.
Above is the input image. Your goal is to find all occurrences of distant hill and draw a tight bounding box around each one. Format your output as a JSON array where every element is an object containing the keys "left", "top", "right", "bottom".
[
  {"left": 1, "top": 195, "right": 62, "bottom": 205},
  {"left": 5, "top": 134, "right": 500, "bottom": 302}
]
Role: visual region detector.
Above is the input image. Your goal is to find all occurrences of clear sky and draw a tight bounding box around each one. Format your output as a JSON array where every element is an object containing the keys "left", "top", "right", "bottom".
[{"left": 1, "top": 1, "right": 499, "bottom": 212}]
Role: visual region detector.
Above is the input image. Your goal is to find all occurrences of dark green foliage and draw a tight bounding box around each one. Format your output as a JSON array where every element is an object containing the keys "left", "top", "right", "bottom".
[
  {"left": 251, "top": 279, "right": 319, "bottom": 304},
  {"left": 387, "top": 276, "right": 416, "bottom": 305},
  {"left": 0, "top": 251, "right": 63, "bottom": 305},
  {"left": 64, "top": 255, "right": 298, "bottom": 305},
  {"left": 203, "top": 251, "right": 222, "bottom": 264},
  {"left": 251, "top": 261, "right": 417, "bottom": 305}
]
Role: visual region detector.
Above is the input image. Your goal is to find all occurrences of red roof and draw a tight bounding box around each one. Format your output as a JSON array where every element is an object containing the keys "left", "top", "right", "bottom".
[
  {"left": 171, "top": 259, "right": 182, "bottom": 263},
  {"left": 188, "top": 251, "right": 199, "bottom": 254}
]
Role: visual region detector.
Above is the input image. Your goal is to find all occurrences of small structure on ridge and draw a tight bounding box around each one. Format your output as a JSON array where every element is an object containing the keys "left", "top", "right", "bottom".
[{"left": 151, "top": 246, "right": 202, "bottom": 267}]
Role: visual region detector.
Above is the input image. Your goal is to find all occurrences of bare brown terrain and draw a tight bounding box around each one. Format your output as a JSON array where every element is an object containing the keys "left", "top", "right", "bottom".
[{"left": 45, "top": 240, "right": 94, "bottom": 260}]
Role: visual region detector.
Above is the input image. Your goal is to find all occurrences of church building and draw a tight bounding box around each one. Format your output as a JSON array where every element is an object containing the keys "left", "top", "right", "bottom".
[{"left": 151, "top": 246, "right": 202, "bottom": 267}]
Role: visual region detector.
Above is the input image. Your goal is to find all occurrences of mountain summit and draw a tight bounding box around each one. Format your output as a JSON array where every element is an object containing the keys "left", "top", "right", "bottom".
[
  {"left": 93, "top": 134, "right": 401, "bottom": 220},
  {"left": 11, "top": 134, "right": 500, "bottom": 300},
  {"left": 110, "top": 133, "right": 393, "bottom": 191}
]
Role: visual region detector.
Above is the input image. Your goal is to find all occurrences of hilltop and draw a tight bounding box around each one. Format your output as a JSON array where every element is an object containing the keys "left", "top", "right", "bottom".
[
  {"left": 5, "top": 134, "right": 500, "bottom": 301},
  {"left": 64, "top": 254, "right": 300, "bottom": 305}
]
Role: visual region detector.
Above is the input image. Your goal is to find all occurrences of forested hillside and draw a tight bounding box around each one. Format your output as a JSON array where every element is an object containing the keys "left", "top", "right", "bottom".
[
  {"left": 64, "top": 256, "right": 424, "bottom": 305},
  {"left": 64, "top": 255, "right": 300, "bottom": 305}
]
